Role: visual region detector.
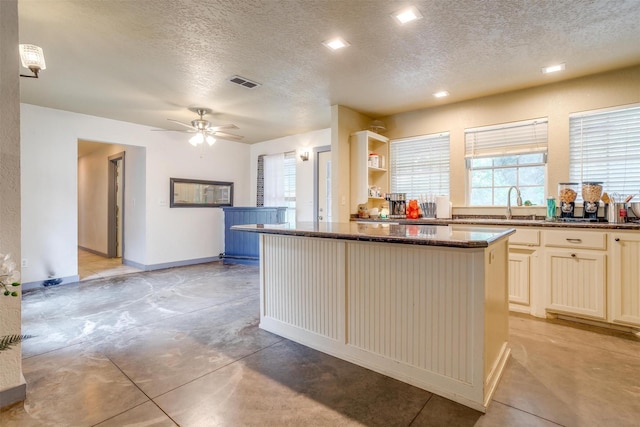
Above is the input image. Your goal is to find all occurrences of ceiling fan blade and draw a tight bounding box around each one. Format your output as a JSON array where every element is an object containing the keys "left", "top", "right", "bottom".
[
  {"left": 211, "top": 131, "right": 244, "bottom": 141},
  {"left": 207, "top": 123, "right": 239, "bottom": 131},
  {"left": 151, "top": 128, "right": 196, "bottom": 133},
  {"left": 167, "top": 118, "right": 196, "bottom": 130}
]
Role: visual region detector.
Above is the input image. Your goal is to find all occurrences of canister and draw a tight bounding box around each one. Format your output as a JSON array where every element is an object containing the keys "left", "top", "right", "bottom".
[
  {"left": 608, "top": 202, "right": 627, "bottom": 223},
  {"left": 368, "top": 153, "right": 379, "bottom": 168}
]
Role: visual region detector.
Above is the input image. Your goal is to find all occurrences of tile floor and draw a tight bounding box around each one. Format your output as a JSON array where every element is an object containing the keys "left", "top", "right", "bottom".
[
  {"left": 2, "top": 261, "right": 640, "bottom": 426},
  {"left": 77, "top": 249, "right": 142, "bottom": 281}
]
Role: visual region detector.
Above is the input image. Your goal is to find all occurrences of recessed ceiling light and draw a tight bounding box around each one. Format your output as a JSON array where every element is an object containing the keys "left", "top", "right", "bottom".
[
  {"left": 392, "top": 6, "right": 423, "bottom": 24},
  {"left": 542, "top": 63, "right": 566, "bottom": 74},
  {"left": 433, "top": 91, "right": 449, "bottom": 98},
  {"left": 322, "top": 37, "right": 350, "bottom": 51}
]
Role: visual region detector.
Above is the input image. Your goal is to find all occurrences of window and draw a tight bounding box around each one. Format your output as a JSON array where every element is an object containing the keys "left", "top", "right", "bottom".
[
  {"left": 283, "top": 151, "right": 296, "bottom": 223},
  {"left": 465, "top": 118, "right": 548, "bottom": 206},
  {"left": 390, "top": 132, "right": 450, "bottom": 199},
  {"left": 258, "top": 152, "right": 296, "bottom": 223},
  {"left": 569, "top": 104, "right": 640, "bottom": 202}
]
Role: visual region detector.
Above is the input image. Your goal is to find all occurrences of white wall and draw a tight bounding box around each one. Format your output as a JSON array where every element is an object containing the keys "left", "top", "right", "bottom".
[
  {"left": 249, "top": 128, "right": 330, "bottom": 222},
  {"left": 21, "top": 104, "right": 251, "bottom": 284},
  {"left": 0, "top": 0, "right": 24, "bottom": 404}
]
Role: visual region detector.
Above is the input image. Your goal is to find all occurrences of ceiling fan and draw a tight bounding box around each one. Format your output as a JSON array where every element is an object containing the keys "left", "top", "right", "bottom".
[{"left": 159, "top": 107, "right": 243, "bottom": 146}]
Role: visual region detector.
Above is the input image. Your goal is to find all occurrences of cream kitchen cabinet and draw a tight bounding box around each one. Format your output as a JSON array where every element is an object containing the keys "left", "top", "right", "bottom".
[
  {"left": 609, "top": 232, "right": 640, "bottom": 327},
  {"left": 544, "top": 229, "right": 607, "bottom": 320},
  {"left": 507, "top": 228, "right": 540, "bottom": 313},
  {"left": 350, "top": 130, "right": 389, "bottom": 212}
]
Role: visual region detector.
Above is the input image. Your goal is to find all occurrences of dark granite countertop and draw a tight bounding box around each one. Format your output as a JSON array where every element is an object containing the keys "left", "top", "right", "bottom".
[
  {"left": 231, "top": 222, "right": 515, "bottom": 248},
  {"left": 353, "top": 217, "right": 640, "bottom": 230}
]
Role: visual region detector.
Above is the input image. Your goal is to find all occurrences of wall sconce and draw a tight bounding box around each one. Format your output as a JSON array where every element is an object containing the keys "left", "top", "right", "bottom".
[
  {"left": 19, "top": 44, "right": 46, "bottom": 78},
  {"left": 299, "top": 151, "right": 309, "bottom": 161}
]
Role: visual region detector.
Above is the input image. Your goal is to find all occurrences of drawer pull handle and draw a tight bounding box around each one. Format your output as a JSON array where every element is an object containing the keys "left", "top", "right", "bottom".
[
  {"left": 571, "top": 253, "right": 577, "bottom": 258},
  {"left": 566, "top": 238, "right": 582, "bottom": 243},
  {"left": 615, "top": 238, "right": 620, "bottom": 242}
]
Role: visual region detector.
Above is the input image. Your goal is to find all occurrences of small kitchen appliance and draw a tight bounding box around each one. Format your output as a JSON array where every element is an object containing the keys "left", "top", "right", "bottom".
[
  {"left": 386, "top": 193, "right": 406, "bottom": 218},
  {"left": 558, "top": 182, "right": 578, "bottom": 218},
  {"left": 582, "top": 182, "right": 603, "bottom": 219}
]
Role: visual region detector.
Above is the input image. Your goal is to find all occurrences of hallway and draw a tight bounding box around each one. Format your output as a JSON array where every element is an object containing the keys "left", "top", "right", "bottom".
[
  {"left": 78, "top": 248, "right": 142, "bottom": 281},
  {"left": 2, "top": 262, "right": 640, "bottom": 426}
]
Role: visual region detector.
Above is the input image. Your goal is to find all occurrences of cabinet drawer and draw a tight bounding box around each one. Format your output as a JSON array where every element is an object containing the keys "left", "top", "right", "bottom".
[
  {"left": 544, "top": 230, "right": 606, "bottom": 250},
  {"left": 510, "top": 229, "right": 540, "bottom": 246}
]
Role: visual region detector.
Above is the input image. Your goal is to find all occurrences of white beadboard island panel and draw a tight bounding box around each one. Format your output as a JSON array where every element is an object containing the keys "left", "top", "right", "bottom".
[{"left": 255, "top": 224, "right": 511, "bottom": 412}]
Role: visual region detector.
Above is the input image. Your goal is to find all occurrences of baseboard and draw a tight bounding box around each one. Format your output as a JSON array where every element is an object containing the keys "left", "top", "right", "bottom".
[
  {"left": 0, "top": 374, "right": 26, "bottom": 409},
  {"left": 22, "top": 274, "right": 80, "bottom": 292},
  {"left": 124, "top": 256, "right": 220, "bottom": 271},
  {"left": 222, "top": 257, "right": 259, "bottom": 266},
  {"left": 21, "top": 257, "right": 221, "bottom": 292},
  {"left": 77, "top": 246, "right": 108, "bottom": 257}
]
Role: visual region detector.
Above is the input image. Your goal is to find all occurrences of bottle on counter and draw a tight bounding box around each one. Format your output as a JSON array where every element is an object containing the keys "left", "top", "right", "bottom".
[{"left": 546, "top": 196, "right": 556, "bottom": 221}]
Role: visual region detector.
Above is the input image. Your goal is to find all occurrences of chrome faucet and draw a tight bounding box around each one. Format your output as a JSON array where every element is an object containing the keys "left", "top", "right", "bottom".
[{"left": 506, "top": 186, "right": 523, "bottom": 219}]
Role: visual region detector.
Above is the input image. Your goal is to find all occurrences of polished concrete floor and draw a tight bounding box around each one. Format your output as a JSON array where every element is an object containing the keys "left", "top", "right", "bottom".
[{"left": 2, "top": 261, "right": 640, "bottom": 426}]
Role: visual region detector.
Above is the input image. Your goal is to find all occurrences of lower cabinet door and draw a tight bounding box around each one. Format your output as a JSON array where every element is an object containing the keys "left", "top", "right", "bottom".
[
  {"left": 509, "top": 250, "right": 531, "bottom": 306},
  {"left": 610, "top": 233, "right": 640, "bottom": 327},
  {"left": 545, "top": 249, "right": 606, "bottom": 319}
]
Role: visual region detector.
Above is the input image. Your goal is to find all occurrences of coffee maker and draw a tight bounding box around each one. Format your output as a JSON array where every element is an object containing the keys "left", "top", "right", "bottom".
[{"left": 386, "top": 193, "right": 406, "bottom": 219}]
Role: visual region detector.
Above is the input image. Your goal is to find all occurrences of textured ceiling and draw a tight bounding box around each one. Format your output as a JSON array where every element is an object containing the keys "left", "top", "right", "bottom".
[{"left": 18, "top": 0, "right": 640, "bottom": 144}]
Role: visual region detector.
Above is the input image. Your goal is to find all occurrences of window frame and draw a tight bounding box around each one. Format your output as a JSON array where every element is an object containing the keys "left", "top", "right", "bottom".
[{"left": 465, "top": 118, "right": 548, "bottom": 206}]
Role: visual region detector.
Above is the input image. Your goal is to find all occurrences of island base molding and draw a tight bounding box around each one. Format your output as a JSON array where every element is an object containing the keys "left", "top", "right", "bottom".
[{"left": 259, "top": 234, "right": 510, "bottom": 412}]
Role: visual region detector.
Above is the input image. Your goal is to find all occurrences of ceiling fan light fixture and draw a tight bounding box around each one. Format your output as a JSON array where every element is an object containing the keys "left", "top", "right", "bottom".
[
  {"left": 206, "top": 135, "right": 216, "bottom": 146},
  {"left": 189, "top": 133, "right": 204, "bottom": 146}
]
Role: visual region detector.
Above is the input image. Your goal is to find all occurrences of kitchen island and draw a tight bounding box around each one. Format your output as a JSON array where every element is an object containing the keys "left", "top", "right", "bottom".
[{"left": 232, "top": 222, "right": 514, "bottom": 412}]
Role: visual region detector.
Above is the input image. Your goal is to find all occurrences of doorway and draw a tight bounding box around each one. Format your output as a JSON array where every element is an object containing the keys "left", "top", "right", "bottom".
[
  {"left": 108, "top": 152, "right": 125, "bottom": 258},
  {"left": 314, "top": 145, "right": 332, "bottom": 223}
]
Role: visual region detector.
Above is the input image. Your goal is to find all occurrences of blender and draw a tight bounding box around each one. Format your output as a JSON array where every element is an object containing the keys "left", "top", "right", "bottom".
[
  {"left": 558, "top": 182, "right": 578, "bottom": 218},
  {"left": 582, "top": 182, "right": 603, "bottom": 219}
]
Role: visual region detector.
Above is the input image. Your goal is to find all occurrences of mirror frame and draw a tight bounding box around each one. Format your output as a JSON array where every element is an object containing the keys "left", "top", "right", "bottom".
[{"left": 170, "top": 178, "right": 234, "bottom": 208}]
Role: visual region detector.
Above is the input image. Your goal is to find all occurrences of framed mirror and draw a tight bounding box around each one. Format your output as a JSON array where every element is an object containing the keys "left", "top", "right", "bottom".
[{"left": 170, "top": 178, "right": 234, "bottom": 207}]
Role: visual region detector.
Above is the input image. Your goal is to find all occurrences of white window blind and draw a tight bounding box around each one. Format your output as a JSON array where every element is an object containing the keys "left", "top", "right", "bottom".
[
  {"left": 390, "top": 132, "right": 450, "bottom": 199},
  {"left": 465, "top": 118, "right": 548, "bottom": 158},
  {"left": 283, "top": 151, "right": 296, "bottom": 205},
  {"left": 262, "top": 151, "right": 296, "bottom": 223},
  {"left": 263, "top": 153, "right": 284, "bottom": 207},
  {"left": 465, "top": 118, "right": 548, "bottom": 206},
  {"left": 569, "top": 104, "right": 640, "bottom": 199}
]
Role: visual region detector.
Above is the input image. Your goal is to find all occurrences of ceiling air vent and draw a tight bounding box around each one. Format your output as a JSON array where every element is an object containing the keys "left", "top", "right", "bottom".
[{"left": 229, "top": 75, "right": 261, "bottom": 89}]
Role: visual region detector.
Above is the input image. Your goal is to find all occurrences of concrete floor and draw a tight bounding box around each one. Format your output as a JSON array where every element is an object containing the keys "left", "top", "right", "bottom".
[{"left": 2, "top": 261, "right": 640, "bottom": 426}]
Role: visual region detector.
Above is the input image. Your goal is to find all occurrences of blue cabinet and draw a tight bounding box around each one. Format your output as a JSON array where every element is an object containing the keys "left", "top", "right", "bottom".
[{"left": 222, "top": 207, "right": 287, "bottom": 265}]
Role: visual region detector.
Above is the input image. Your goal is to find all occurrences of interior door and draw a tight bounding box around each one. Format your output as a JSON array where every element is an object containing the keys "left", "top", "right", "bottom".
[
  {"left": 315, "top": 146, "right": 331, "bottom": 223},
  {"left": 108, "top": 152, "right": 125, "bottom": 259}
]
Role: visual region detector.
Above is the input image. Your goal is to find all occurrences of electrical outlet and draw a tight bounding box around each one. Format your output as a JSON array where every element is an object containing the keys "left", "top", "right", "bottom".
[{"left": 21, "top": 258, "right": 28, "bottom": 268}]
